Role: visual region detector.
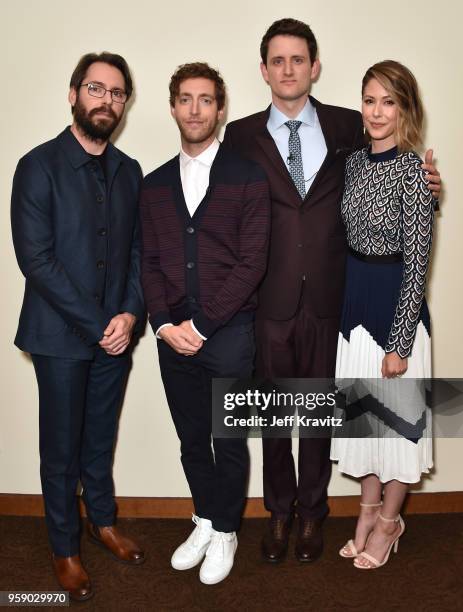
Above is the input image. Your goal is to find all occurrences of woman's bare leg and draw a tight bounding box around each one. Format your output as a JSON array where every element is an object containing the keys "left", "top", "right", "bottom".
[
  {"left": 340, "top": 473, "right": 382, "bottom": 555},
  {"left": 355, "top": 479, "right": 407, "bottom": 567}
]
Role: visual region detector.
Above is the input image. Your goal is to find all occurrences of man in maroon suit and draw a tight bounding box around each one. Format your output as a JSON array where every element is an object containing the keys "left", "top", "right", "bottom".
[{"left": 222, "top": 18, "right": 441, "bottom": 563}]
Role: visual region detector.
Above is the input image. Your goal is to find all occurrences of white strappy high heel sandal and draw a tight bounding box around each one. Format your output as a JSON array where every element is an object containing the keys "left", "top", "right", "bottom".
[
  {"left": 339, "top": 501, "right": 383, "bottom": 558},
  {"left": 353, "top": 513, "right": 405, "bottom": 569}
]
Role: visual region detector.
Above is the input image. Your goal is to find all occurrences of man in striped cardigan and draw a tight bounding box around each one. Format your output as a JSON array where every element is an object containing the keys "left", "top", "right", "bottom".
[{"left": 140, "top": 63, "right": 270, "bottom": 585}]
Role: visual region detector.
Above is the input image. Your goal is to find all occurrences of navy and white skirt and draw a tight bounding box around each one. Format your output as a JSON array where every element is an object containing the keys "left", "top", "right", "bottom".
[{"left": 330, "top": 251, "right": 433, "bottom": 483}]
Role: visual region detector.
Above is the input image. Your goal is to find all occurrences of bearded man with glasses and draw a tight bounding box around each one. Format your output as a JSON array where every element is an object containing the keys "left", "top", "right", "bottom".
[{"left": 11, "top": 52, "right": 145, "bottom": 601}]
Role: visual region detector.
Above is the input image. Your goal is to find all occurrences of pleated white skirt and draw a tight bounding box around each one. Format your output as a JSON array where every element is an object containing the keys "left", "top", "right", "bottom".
[{"left": 330, "top": 255, "right": 433, "bottom": 483}]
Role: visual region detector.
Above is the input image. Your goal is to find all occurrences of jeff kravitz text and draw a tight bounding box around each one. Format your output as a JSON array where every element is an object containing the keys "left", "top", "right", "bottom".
[{"left": 222, "top": 389, "right": 342, "bottom": 428}]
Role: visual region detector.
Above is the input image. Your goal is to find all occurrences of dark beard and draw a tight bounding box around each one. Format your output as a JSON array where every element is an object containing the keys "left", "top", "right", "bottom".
[{"left": 73, "top": 97, "right": 120, "bottom": 142}]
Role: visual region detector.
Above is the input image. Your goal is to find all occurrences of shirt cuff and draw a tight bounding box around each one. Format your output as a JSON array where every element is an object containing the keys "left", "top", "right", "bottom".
[
  {"left": 190, "top": 319, "right": 207, "bottom": 341},
  {"left": 156, "top": 323, "right": 174, "bottom": 339}
]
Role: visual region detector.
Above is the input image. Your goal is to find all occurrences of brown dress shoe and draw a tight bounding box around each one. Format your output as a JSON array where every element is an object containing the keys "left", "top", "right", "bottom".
[
  {"left": 295, "top": 517, "right": 324, "bottom": 563},
  {"left": 261, "top": 517, "right": 292, "bottom": 563},
  {"left": 52, "top": 554, "right": 93, "bottom": 602},
  {"left": 87, "top": 523, "right": 145, "bottom": 565}
]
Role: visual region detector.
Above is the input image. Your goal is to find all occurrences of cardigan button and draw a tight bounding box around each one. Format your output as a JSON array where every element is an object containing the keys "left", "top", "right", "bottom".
[{"left": 186, "top": 261, "right": 195, "bottom": 270}]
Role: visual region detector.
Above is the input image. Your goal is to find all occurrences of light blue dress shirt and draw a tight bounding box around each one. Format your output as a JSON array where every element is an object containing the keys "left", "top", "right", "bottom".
[{"left": 267, "top": 99, "right": 327, "bottom": 193}]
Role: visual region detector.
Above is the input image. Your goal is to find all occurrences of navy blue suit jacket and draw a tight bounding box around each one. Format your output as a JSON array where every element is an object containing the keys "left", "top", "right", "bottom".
[{"left": 11, "top": 127, "right": 145, "bottom": 359}]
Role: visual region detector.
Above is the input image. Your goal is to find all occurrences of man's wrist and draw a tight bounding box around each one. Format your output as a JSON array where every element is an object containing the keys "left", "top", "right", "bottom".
[
  {"left": 156, "top": 323, "right": 174, "bottom": 339},
  {"left": 190, "top": 319, "right": 207, "bottom": 341},
  {"left": 119, "top": 312, "right": 136, "bottom": 328},
  {"left": 120, "top": 312, "right": 136, "bottom": 320}
]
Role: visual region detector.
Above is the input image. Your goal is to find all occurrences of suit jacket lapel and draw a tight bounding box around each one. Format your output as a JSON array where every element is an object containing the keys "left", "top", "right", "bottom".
[
  {"left": 303, "top": 96, "right": 338, "bottom": 202},
  {"left": 254, "top": 99, "right": 340, "bottom": 206},
  {"left": 254, "top": 107, "right": 303, "bottom": 206}
]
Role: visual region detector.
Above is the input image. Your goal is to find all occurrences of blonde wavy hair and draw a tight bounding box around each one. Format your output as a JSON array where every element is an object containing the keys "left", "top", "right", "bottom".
[{"left": 362, "top": 60, "right": 424, "bottom": 152}]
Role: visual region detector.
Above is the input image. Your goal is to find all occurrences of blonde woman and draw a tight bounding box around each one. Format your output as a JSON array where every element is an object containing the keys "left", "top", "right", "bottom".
[{"left": 330, "top": 60, "right": 435, "bottom": 569}]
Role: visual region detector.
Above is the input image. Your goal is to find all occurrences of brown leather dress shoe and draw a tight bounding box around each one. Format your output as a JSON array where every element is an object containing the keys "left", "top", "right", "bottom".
[
  {"left": 295, "top": 517, "right": 324, "bottom": 562},
  {"left": 261, "top": 516, "right": 292, "bottom": 563},
  {"left": 87, "top": 523, "right": 145, "bottom": 565},
  {"left": 52, "top": 554, "right": 93, "bottom": 602}
]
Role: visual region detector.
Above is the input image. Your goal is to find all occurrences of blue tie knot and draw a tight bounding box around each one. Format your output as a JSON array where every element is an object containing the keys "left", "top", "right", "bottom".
[{"left": 285, "top": 120, "right": 302, "bottom": 134}]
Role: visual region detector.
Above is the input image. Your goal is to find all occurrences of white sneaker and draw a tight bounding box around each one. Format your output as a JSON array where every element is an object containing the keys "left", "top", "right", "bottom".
[
  {"left": 199, "top": 531, "right": 238, "bottom": 585},
  {"left": 171, "top": 515, "right": 213, "bottom": 570}
]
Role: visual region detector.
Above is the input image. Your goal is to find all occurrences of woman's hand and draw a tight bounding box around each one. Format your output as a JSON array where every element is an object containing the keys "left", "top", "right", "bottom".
[{"left": 381, "top": 351, "right": 408, "bottom": 378}]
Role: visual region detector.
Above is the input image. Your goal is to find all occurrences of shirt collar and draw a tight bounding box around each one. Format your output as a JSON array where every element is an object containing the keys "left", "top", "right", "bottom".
[
  {"left": 180, "top": 138, "right": 220, "bottom": 169},
  {"left": 57, "top": 126, "right": 121, "bottom": 170},
  {"left": 268, "top": 98, "right": 315, "bottom": 131}
]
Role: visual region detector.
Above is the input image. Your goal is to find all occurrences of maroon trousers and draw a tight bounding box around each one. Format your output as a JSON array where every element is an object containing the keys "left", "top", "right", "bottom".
[{"left": 255, "top": 295, "right": 339, "bottom": 521}]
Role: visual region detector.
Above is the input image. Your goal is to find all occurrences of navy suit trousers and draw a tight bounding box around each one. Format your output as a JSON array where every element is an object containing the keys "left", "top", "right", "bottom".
[
  {"left": 157, "top": 322, "right": 254, "bottom": 533},
  {"left": 32, "top": 348, "right": 130, "bottom": 556}
]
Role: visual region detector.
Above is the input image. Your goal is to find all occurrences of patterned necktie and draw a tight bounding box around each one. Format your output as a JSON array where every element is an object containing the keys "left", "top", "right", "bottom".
[{"left": 285, "top": 120, "right": 306, "bottom": 199}]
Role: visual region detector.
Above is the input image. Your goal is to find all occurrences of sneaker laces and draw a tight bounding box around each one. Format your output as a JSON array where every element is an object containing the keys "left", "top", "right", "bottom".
[
  {"left": 206, "top": 531, "right": 234, "bottom": 561},
  {"left": 189, "top": 514, "right": 210, "bottom": 548}
]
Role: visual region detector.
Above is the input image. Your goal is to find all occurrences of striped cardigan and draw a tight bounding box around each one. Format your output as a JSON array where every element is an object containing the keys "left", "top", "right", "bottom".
[{"left": 140, "top": 145, "right": 270, "bottom": 338}]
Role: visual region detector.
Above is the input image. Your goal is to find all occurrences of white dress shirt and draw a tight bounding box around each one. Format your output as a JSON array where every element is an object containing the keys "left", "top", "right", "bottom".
[
  {"left": 156, "top": 138, "right": 220, "bottom": 341},
  {"left": 179, "top": 138, "right": 220, "bottom": 217},
  {"left": 267, "top": 98, "right": 327, "bottom": 193}
]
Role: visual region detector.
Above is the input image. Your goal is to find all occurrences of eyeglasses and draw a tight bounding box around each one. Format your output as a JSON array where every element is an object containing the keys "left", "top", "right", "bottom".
[{"left": 81, "top": 82, "right": 128, "bottom": 104}]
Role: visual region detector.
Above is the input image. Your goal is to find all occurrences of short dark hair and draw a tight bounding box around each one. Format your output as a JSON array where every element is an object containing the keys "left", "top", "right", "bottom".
[
  {"left": 69, "top": 52, "right": 133, "bottom": 99},
  {"left": 169, "top": 62, "right": 226, "bottom": 110},
  {"left": 260, "top": 18, "right": 318, "bottom": 65}
]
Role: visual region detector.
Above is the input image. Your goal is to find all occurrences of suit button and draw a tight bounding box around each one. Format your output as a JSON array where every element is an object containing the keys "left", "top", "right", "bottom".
[
  {"left": 188, "top": 296, "right": 197, "bottom": 303},
  {"left": 186, "top": 226, "right": 195, "bottom": 234},
  {"left": 297, "top": 243, "right": 303, "bottom": 248},
  {"left": 98, "top": 228, "right": 107, "bottom": 236},
  {"left": 96, "top": 260, "right": 105, "bottom": 269},
  {"left": 96, "top": 195, "right": 104, "bottom": 203},
  {"left": 94, "top": 293, "right": 100, "bottom": 301},
  {"left": 186, "top": 261, "right": 195, "bottom": 270}
]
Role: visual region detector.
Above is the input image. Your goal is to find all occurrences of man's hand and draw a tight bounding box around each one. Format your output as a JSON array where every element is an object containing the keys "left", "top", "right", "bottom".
[
  {"left": 422, "top": 149, "right": 441, "bottom": 199},
  {"left": 160, "top": 322, "right": 203, "bottom": 355},
  {"left": 99, "top": 312, "right": 136, "bottom": 355},
  {"left": 179, "top": 320, "right": 205, "bottom": 343},
  {"left": 381, "top": 351, "right": 408, "bottom": 378}
]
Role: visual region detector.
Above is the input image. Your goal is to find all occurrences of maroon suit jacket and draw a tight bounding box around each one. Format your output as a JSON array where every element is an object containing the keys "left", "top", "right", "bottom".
[{"left": 222, "top": 96, "right": 364, "bottom": 320}]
